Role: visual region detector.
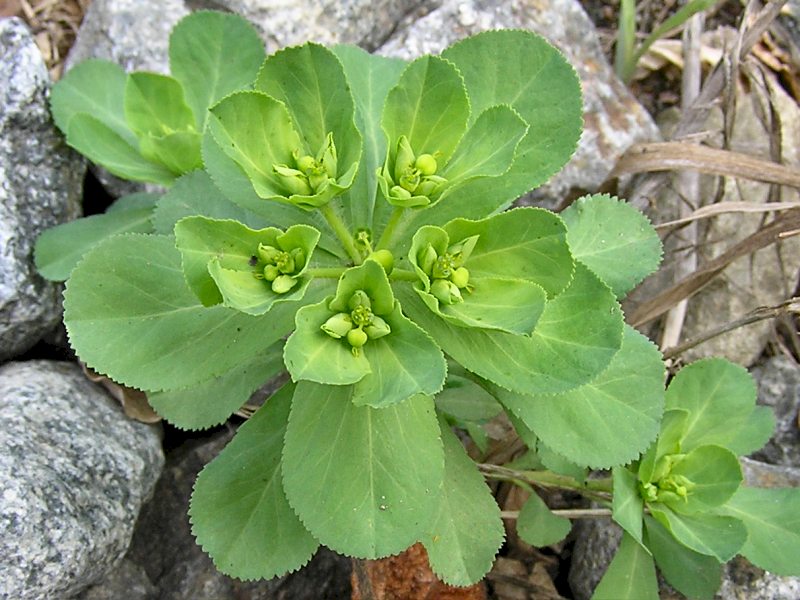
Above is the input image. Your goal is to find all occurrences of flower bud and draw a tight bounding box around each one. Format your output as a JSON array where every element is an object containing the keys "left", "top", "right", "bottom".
[
  {"left": 263, "top": 265, "right": 280, "bottom": 281},
  {"left": 274, "top": 164, "right": 313, "bottom": 196},
  {"left": 319, "top": 133, "right": 338, "bottom": 178},
  {"left": 399, "top": 169, "right": 420, "bottom": 193},
  {"left": 418, "top": 244, "right": 437, "bottom": 275},
  {"left": 321, "top": 312, "right": 353, "bottom": 339},
  {"left": 369, "top": 249, "right": 394, "bottom": 275},
  {"left": 257, "top": 244, "right": 281, "bottom": 264},
  {"left": 271, "top": 274, "right": 298, "bottom": 294},
  {"left": 347, "top": 327, "right": 368, "bottom": 348},
  {"left": 415, "top": 153, "right": 437, "bottom": 176},
  {"left": 394, "top": 136, "right": 416, "bottom": 182},
  {"left": 365, "top": 315, "right": 391, "bottom": 340},
  {"left": 431, "top": 279, "right": 463, "bottom": 304},
  {"left": 415, "top": 178, "right": 440, "bottom": 198},
  {"left": 450, "top": 267, "right": 470, "bottom": 289},
  {"left": 390, "top": 185, "right": 412, "bottom": 199},
  {"left": 348, "top": 290, "right": 372, "bottom": 311},
  {"left": 290, "top": 247, "right": 306, "bottom": 271},
  {"left": 275, "top": 252, "right": 295, "bottom": 274},
  {"left": 296, "top": 154, "right": 316, "bottom": 173}
]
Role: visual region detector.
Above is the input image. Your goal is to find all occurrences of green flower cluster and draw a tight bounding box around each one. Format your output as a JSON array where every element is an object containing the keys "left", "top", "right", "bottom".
[
  {"left": 321, "top": 289, "right": 391, "bottom": 355},
  {"left": 383, "top": 135, "right": 447, "bottom": 206},
  {"left": 274, "top": 133, "right": 338, "bottom": 197},
  {"left": 255, "top": 242, "right": 307, "bottom": 294},
  {"left": 416, "top": 235, "right": 477, "bottom": 305}
]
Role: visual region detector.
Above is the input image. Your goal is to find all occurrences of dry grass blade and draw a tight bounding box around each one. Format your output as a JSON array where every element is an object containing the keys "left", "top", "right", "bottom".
[
  {"left": 629, "top": 209, "right": 800, "bottom": 327},
  {"left": 656, "top": 200, "right": 800, "bottom": 229},
  {"left": 663, "top": 296, "right": 800, "bottom": 359},
  {"left": 627, "top": 0, "right": 789, "bottom": 209},
  {"left": 613, "top": 141, "right": 800, "bottom": 187}
]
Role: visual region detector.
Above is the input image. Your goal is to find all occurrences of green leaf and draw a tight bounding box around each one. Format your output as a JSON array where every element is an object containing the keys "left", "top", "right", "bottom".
[
  {"left": 139, "top": 130, "right": 202, "bottom": 175},
  {"left": 398, "top": 262, "right": 623, "bottom": 395},
  {"left": 666, "top": 445, "right": 742, "bottom": 513},
  {"left": 282, "top": 384, "right": 444, "bottom": 558},
  {"left": 650, "top": 505, "right": 746, "bottom": 562},
  {"left": 65, "top": 114, "right": 175, "bottom": 185},
  {"left": 353, "top": 302, "right": 446, "bottom": 408},
  {"left": 561, "top": 194, "right": 662, "bottom": 298},
  {"left": 718, "top": 486, "right": 800, "bottom": 576},
  {"left": 665, "top": 358, "right": 765, "bottom": 455},
  {"left": 537, "top": 442, "right": 587, "bottom": 482},
  {"left": 382, "top": 55, "right": 470, "bottom": 166},
  {"left": 124, "top": 72, "right": 196, "bottom": 140},
  {"left": 416, "top": 277, "right": 547, "bottom": 335},
  {"left": 331, "top": 45, "right": 406, "bottom": 231},
  {"left": 35, "top": 195, "right": 156, "bottom": 281},
  {"left": 208, "top": 91, "right": 302, "bottom": 200},
  {"left": 256, "top": 42, "right": 361, "bottom": 194},
  {"left": 106, "top": 192, "right": 161, "bottom": 213},
  {"left": 443, "top": 207, "right": 574, "bottom": 297},
  {"left": 190, "top": 383, "right": 318, "bottom": 579},
  {"left": 50, "top": 59, "right": 135, "bottom": 145},
  {"left": 63, "top": 234, "right": 323, "bottom": 391},
  {"left": 613, "top": 467, "right": 644, "bottom": 544},
  {"left": 516, "top": 491, "right": 571, "bottom": 547},
  {"left": 152, "top": 170, "right": 265, "bottom": 235},
  {"left": 441, "top": 105, "right": 528, "bottom": 185},
  {"left": 495, "top": 326, "right": 664, "bottom": 468},
  {"left": 169, "top": 10, "right": 266, "bottom": 130},
  {"left": 592, "top": 533, "right": 659, "bottom": 600},
  {"left": 423, "top": 420, "right": 504, "bottom": 586},
  {"left": 148, "top": 341, "right": 284, "bottom": 430},
  {"left": 401, "top": 30, "right": 581, "bottom": 233},
  {"left": 283, "top": 298, "right": 371, "bottom": 385},
  {"left": 726, "top": 405, "right": 775, "bottom": 456},
  {"left": 435, "top": 371, "right": 502, "bottom": 422},
  {"left": 643, "top": 515, "right": 721, "bottom": 600}
]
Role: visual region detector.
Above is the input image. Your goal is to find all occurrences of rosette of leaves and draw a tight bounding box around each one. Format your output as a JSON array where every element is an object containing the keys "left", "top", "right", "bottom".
[
  {"left": 50, "top": 11, "right": 267, "bottom": 184},
  {"left": 593, "top": 359, "right": 800, "bottom": 600},
  {"left": 38, "top": 15, "right": 678, "bottom": 588}
]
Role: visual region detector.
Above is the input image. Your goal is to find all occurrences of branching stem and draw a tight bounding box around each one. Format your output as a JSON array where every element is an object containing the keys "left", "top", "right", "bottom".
[
  {"left": 376, "top": 206, "right": 406, "bottom": 251},
  {"left": 320, "top": 204, "right": 362, "bottom": 264}
]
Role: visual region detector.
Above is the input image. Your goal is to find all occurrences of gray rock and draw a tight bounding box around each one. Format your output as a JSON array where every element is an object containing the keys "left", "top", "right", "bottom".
[
  {"left": 0, "top": 18, "right": 83, "bottom": 361},
  {"left": 568, "top": 516, "right": 621, "bottom": 600},
  {"left": 0, "top": 361, "right": 164, "bottom": 600},
  {"left": 197, "top": 0, "right": 424, "bottom": 51},
  {"left": 751, "top": 356, "right": 800, "bottom": 467},
  {"left": 126, "top": 429, "right": 351, "bottom": 599},
  {"left": 377, "top": 0, "right": 660, "bottom": 208},
  {"left": 718, "top": 557, "right": 800, "bottom": 600},
  {"left": 75, "top": 559, "right": 157, "bottom": 600}
]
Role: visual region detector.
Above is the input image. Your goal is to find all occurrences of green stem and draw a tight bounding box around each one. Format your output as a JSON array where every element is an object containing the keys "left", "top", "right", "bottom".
[
  {"left": 479, "top": 464, "right": 614, "bottom": 494},
  {"left": 307, "top": 267, "right": 346, "bottom": 279},
  {"left": 320, "top": 204, "right": 362, "bottom": 265},
  {"left": 389, "top": 268, "right": 419, "bottom": 282},
  {"left": 376, "top": 206, "right": 406, "bottom": 251}
]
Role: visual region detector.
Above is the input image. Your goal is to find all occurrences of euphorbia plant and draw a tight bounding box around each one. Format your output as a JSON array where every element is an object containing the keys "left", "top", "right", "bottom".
[{"left": 36, "top": 10, "right": 800, "bottom": 596}]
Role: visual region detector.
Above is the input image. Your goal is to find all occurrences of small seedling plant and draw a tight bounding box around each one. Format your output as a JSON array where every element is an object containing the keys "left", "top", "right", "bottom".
[{"left": 37, "top": 11, "right": 800, "bottom": 598}]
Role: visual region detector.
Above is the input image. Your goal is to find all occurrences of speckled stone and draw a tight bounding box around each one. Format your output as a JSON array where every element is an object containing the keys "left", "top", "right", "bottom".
[
  {"left": 0, "top": 18, "right": 83, "bottom": 360},
  {"left": 751, "top": 356, "right": 800, "bottom": 467},
  {"left": 198, "top": 0, "right": 422, "bottom": 51},
  {"left": 377, "top": 0, "right": 660, "bottom": 208},
  {"left": 0, "top": 361, "right": 164, "bottom": 600}
]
